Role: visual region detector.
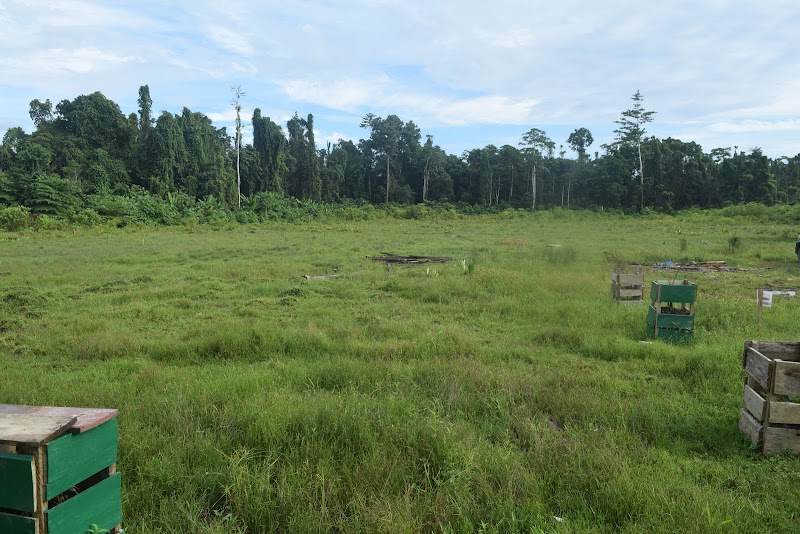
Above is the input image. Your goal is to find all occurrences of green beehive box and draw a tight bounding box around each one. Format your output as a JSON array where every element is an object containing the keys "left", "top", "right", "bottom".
[
  {"left": 0, "top": 405, "right": 122, "bottom": 534},
  {"left": 648, "top": 280, "right": 696, "bottom": 342},
  {"left": 647, "top": 305, "right": 695, "bottom": 342},
  {"left": 650, "top": 279, "right": 697, "bottom": 304}
]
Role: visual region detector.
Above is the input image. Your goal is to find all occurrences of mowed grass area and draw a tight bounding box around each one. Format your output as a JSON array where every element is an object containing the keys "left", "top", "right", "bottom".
[{"left": 2, "top": 211, "right": 800, "bottom": 533}]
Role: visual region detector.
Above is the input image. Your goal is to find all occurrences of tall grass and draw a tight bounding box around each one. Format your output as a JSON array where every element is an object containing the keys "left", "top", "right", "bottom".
[{"left": 2, "top": 211, "right": 800, "bottom": 532}]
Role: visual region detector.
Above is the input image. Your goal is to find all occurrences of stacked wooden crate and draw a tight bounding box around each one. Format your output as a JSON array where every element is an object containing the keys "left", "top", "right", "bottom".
[
  {"left": 646, "top": 279, "right": 697, "bottom": 341},
  {"left": 611, "top": 270, "right": 644, "bottom": 305},
  {"left": 739, "top": 341, "right": 800, "bottom": 454},
  {"left": 0, "top": 405, "right": 122, "bottom": 534}
]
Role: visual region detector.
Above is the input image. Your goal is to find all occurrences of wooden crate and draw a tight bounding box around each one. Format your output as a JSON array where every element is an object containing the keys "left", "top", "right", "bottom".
[
  {"left": 0, "top": 405, "right": 122, "bottom": 534},
  {"left": 611, "top": 271, "right": 644, "bottom": 305},
  {"left": 647, "top": 280, "right": 697, "bottom": 341},
  {"left": 739, "top": 341, "right": 800, "bottom": 454}
]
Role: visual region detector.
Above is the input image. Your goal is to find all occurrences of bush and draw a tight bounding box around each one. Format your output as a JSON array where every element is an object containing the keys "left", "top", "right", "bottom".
[
  {"left": 70, "top": 208, "right": 104, "bottom": 227},
  {"left": 33, "top": 214, "right": 65, "bottom": 231},
  {"left": 0, "top": 205, "right": 31, "bottom": 232}
]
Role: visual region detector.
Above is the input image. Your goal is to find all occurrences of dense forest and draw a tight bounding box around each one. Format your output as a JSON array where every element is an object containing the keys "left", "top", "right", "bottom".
[{"left": 1, "top": 86, "right": 799, "bottom": 225}]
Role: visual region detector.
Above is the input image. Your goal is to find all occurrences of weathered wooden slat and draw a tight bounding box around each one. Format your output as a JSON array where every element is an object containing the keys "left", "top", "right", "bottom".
[
  {"left": 743, "top": 385, "right": 766, "bottom": 422},
  {"left": 773, "top": 360, "right": 800, "bottom": 397},
  {"left": 617, "top": 288, "right": 643, "bottom": 298},
  {"left": 747, "top": 341, "right": 800, "bottom": 362},
  {"left": 46, "top": 472, "right": 122, "bottom": 534},
  {"left": 46, "top": 418, "right": 117, "bottom": 500},
  {"left": 0, "top": 452, "right": 35, "bottom": 512},
  {"left": 769, "top": 401, "right": 800, "bottom": 425},
  {"left": 0, "top": 406, "right": 117, "bottom": 434},
  {"left": 738, "top": 408, "right": 762, "bottom": 446},
  {"left": 763, "top": 426, "right": 800, "bottom": 455},
  {"left": 744, "top": 347, "right": 771, "bottom": 391},
  {"left": 0, "top": 511, "right": 37, "bottom": 534},
  {"left": 0, "top": 415, "right": 76, "bottom": 447},
  {"left": 615, "top": 274, "right": 643, "bottom": 286}
]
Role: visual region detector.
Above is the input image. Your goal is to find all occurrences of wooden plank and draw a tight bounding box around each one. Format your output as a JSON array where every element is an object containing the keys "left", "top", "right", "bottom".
[
  {"left": 738, "top": 408, "right": 762, "bottom": 446},
  {"left": 773, "top": 360, "right": 800, "bottom": 397},
  {"left": 616, "top": 274, "right": 643, "bottom": 285},
  {"left": 46, "top": 418, "right": 117, "bottom": 499},
  {"left": 763, "top": 426, "right": 800, "bottom": 455},
  {"left": 32, "top": 446, "right": 46, "bottom": 534},
  {"left": 747, "top": 341, "right": 800, "bottom": 362},
  {"left": 0, "top": 415, "right": 76, "bottom": 447},
  {"left": 769, "top": 401, "right": 800, "bottom": 425},
  {"left": 0, "top": 406, "right": 118, "bottom": 434},
  {"left": 0, "top": 452, "right": 35, "bottom": 512},
  {"left": 618, "top": 288, "right": 643, "bottom": 298},
  {"left": 0, "top": 511, "right": 37, "bottom": 534},
  {"left": 743, "top": 385, "right": 766, "bottom": 422},
  {"left": 744, "top": 347, "right": 772, "bottom": 391},
  {"left": 651, "top": 280, "right": 696, "bottom": 304},
  {"left": 46, "top": 473, "right": 122, "bottom": 534},
  {"left": 654, "top": 313, "right": 694, "bottom": 330}
]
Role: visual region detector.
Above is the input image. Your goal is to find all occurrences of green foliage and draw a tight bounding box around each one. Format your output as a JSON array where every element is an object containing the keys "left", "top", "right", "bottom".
[
  {"left": 0, "top": 204, "right": 31, "bottom": 231},
  {"left": 70, "top": 207, "right": 103, "bottom": 226},
  {"left": 6, "top": 87, "right": 800, "bottom": 215}
]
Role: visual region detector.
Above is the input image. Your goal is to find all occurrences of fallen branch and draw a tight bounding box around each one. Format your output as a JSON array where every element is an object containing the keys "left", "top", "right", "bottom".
[
  {"left": 371, "top": 254, "right": 451, "bottom": 265},
  {"left": 302, "top": 269, "right": 367, "bottom": 281}
]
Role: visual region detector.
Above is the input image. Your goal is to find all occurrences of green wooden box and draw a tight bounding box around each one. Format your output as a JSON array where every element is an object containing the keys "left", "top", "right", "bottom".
[
  {"left": 0, "top": 406, "right": 121, "bottom": 534},
  {"left": 647, "top": 305, "right": 694, "bottom": 342},
  {"left": 650, "top": 280, "right": 697, "bottom": 304}
]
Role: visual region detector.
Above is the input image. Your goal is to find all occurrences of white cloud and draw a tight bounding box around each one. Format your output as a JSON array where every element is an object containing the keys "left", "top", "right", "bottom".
[
  {"left": 208, "top": 25, "right": 254, "bottom": 56},
  {"left": 709, "top": 119, "right": 800, "bottom": 134},
  {"left": 282, "top": 77, "right": 390, "bottom": 112},
  {"left": 473, "top": 28, "right": 536, "bottom": 49},
  {"left": 0, "top": 47, "right": 142, "bottom": 75}
]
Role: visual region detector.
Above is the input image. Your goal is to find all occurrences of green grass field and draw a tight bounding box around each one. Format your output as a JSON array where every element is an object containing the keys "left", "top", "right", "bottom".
[{"left": 2, "top": 210, "right": 800, "bottom": 533}]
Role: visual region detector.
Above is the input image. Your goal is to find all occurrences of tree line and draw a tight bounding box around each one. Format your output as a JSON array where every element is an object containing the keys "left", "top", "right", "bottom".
[{"left": 1, "top": 86, "right": 799, "bottom": 221}]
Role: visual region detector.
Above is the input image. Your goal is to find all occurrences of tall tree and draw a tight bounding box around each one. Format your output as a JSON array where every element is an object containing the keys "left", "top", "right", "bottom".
[
  {"left": 567, "top": 127, "right": 593, "bottom": 162},
  {"left": 252, "top": 109, "right": 287, "bottom": 195},
  {"left": 286, "top": 113, "right": 308, "bottom": 199},
  {"left": 612, "top": 90, "right": 655, "bottom": 211},
  {"left": 230, "top": 85, "right": 245, "bottom": 208},
  {"left": 360, "top": 114, "right": 403, "bottom": 203},
  {"left": 137, "top": 85, "right": 153, "bottom": 139},
  {"left": 306, "top": 113, "right": 321, "bottom": 201},
  {"left": 29, "top": 99, "right": 53, "bottom": 129},
  {"left": 519, "top": 128, "right": 554, "bottom": 210}
]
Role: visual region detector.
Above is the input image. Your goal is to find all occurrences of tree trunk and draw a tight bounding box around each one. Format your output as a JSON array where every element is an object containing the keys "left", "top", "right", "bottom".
[
  {"left": 385, "top": 155, "right": 390, "bottom": 204},
  {"left": 236, "top": 127, "right": 241, "bottom": 208},
  {"left": 531, "top": 165, "right": 537, "bottom": 211},
  {"left": 567, "top": 180, "right": 571, "bottom": 208},
  {"left": 638, "top": 142, "right": 644, "bottom": 211},
  {"left": 423, "top": 157, "right": 430, "bottom": 202},
  {"left": 510, "top": 164, "right": 514, "bottom": 202}
]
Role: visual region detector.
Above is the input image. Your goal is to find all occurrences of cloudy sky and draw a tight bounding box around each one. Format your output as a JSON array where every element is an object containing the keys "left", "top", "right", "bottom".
[{"left": 1, "top": 0, "right": 798, "bottom": 158}]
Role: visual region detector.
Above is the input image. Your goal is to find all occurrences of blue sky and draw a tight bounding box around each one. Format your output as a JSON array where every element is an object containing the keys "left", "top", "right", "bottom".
[{"left": 1, "top": 0, "right": 799, "bottom": 158}]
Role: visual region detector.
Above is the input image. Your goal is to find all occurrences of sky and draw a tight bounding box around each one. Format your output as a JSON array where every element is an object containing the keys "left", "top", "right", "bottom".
[{"left": 1, "top": 0, "right": 799, "bottom": 159}]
